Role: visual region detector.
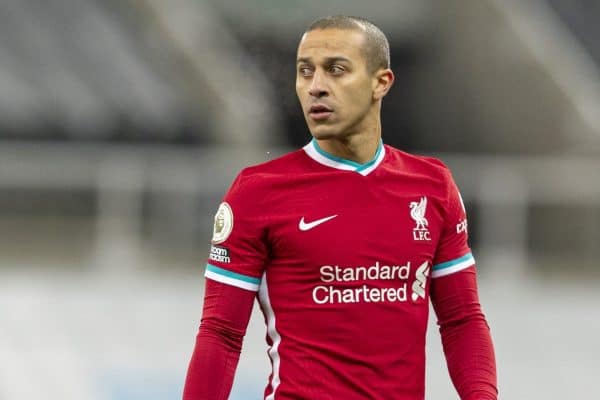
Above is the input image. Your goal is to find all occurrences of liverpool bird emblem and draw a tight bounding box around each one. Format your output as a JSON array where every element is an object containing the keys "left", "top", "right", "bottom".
[
  {"left": 410, "top": 197, "right": 428, "bottom": 230},
  {"left": 410, "top": 197, "right": 431, "bottom": 241}
]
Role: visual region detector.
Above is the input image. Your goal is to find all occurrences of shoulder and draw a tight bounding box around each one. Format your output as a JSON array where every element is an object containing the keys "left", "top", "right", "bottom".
[
  {"left": 228, "top": 149, "right": 308, "bottom": 195},
  {"left": 238, "top": 148, "right": 307, "bottom": 179},
  {"left": 384, "top": 145, "right": 453, "bottom": 181}
]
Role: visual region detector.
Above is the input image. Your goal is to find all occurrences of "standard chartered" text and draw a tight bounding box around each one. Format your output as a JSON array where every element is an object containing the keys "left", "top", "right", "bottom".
[{"left": 312, "top": 261, "right": 414, "bottom": 304}]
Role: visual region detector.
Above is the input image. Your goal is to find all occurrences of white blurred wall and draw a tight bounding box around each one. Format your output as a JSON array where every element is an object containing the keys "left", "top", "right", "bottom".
[{"left": 1, "top": 256, "right": 599, "bottom": 399}]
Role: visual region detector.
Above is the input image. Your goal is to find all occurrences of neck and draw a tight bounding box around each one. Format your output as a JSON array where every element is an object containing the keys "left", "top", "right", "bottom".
[
  {"left": 315, "top": 115, "right": 382, "bottom": 164},
  {"left": 315, "top": 134, "right": 380, "bottom": 164}
]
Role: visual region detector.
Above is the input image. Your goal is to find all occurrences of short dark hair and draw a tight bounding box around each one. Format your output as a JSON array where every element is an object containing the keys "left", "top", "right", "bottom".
[{"left": 305, "top": 16, "right": 390, "bottom": 73}]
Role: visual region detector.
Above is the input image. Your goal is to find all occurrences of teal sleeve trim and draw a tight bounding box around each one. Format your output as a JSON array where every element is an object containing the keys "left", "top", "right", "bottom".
[
  {"left": 205, "top": 263, "right": 261, "bottom": 284},
  {"left": 432, "top": 252, "right": 474, "bottom": 271}
]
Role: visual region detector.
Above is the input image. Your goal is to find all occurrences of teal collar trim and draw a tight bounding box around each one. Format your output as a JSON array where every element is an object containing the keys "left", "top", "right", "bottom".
[{"left": 303, "top": 138, "right": 385, "bottom": 176}]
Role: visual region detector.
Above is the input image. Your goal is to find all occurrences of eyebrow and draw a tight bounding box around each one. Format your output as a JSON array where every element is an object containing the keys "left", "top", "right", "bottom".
[{"left": 296, "top": 56, "right": 352, "bottom": 65}]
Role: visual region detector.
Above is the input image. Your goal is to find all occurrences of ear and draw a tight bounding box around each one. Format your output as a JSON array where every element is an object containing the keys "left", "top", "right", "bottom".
[{"left": 372, "top": 69, "right": 395, "bottom": 101}]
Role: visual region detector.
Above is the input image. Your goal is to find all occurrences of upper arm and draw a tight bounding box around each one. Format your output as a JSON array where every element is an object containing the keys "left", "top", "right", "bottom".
[
  {"left": 206, "top": 171, "right": 269, "bottom": 292},
  {"left": 431, "top": 169, "right": 475, "bottom": 280}
]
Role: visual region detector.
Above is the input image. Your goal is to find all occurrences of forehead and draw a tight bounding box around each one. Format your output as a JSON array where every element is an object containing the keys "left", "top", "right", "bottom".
[{"left": 297, "top": 28, "right": 366, "bottom": 62}]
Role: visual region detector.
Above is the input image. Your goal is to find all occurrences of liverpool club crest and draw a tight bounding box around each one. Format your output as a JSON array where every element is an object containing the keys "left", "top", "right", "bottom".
[{"left": 410, "top": 197, "right": 431, "bottom": 241}]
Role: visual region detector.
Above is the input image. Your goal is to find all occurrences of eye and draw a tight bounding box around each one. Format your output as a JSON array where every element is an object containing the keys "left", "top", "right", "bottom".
[
  {"left": 329, "top": 65, "right": 345, "bottom": 75},
  {"left": 298, "top": 66, "right": 313, "bottom": 77}
]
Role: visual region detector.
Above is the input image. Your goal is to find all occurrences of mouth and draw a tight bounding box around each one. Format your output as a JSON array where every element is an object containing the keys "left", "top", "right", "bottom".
[{"left": 309, "top": 104, "right": 333, "bottom": 121}]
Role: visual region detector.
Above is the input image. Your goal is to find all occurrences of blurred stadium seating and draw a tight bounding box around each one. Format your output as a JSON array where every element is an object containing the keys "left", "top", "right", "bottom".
[{"left": 0, "top": 0, "right": 598, "bottom": 399}]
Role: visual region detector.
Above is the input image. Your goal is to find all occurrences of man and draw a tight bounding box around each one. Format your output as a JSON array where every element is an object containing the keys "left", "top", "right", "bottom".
[{"left": 183, "top": 16, "right": 497, "bottom": 400}]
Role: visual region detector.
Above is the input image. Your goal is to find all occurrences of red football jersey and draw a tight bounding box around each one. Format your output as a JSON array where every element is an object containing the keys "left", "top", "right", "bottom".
[{"left": 205, "top": 140, "right": 475, "bottom": 400}]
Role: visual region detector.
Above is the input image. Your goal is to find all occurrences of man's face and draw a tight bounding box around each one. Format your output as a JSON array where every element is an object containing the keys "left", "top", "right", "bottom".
[{"left": 296, "top": 28, "right": 377, "bottom": 140}]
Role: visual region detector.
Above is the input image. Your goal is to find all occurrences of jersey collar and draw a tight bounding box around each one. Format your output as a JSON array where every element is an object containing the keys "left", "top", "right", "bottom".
[{"left": 303, "top": 138, "right": 385, "bottom": 176}]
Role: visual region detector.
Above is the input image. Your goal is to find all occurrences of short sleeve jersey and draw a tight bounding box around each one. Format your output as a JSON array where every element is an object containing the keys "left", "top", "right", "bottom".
[{"left": 205, "top": 140, "right": 475, "bottom": 400}]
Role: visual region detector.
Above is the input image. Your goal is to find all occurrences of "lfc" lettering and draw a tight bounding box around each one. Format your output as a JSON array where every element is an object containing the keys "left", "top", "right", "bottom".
[{"left": 413, "top": 230, "right": 431, "bottom": 241}]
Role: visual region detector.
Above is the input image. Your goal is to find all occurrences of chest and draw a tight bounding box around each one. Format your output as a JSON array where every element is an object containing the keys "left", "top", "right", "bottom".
[{"left": 265, "top": 173, "right": 446, "bottom": 267}]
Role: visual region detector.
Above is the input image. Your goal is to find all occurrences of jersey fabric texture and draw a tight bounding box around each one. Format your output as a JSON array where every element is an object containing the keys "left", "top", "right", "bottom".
[{"left": 204, "top": 140, "right": 481, "bottom": 399}]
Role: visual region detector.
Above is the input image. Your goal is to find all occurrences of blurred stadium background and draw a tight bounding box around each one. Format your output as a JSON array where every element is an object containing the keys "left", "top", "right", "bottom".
[{"left": 0, "top": 0, "right": 599, "bottom": 399}]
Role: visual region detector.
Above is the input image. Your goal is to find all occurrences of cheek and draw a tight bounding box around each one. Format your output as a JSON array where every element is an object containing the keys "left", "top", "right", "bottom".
[
  {"left": 296, "top": 88, "right": 307, "bottom": 107},
  {"left": 345, "top": 82, "right": 372, "bottom": 109},
  {"left": 296, "top": 78, "right": 307, "bottom": 97}
]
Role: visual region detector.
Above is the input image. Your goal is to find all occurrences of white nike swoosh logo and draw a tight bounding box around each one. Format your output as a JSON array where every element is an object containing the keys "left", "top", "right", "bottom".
[{"left": 299, "top": 215, "right": 338, "bottom": 231}]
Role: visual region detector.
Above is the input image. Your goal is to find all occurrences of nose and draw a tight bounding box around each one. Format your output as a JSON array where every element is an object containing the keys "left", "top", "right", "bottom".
[{"left": 308, "top": 70, "right": 328, "bottom": 98}]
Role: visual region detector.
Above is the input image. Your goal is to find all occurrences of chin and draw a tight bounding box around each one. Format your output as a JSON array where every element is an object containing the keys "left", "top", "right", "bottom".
[{"left": 308, "top": 125, "right": 341, "bottom": 140}]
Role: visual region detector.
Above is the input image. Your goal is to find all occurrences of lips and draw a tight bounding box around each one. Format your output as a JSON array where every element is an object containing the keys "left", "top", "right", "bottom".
[
  {"left": 310, "top": 104, "right": 332, "bottom": 113},
  {"left": 309, "top": 104, "right": 333, "bottom": 121}
]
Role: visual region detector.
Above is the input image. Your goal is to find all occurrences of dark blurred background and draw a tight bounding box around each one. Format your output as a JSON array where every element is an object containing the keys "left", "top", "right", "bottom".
[{"left": 0, "top": 1, "right": 598, "bottom": 399}]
